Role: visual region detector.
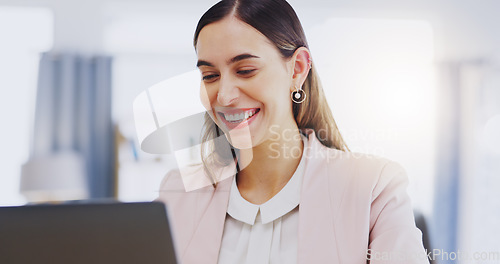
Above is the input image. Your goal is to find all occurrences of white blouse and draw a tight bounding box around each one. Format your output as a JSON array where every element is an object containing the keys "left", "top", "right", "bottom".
[{"left": 218, "top": 136, "right": 307, "bottom": 264}]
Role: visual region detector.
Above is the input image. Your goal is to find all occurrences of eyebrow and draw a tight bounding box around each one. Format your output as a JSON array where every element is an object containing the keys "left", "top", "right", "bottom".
[{"left": 196, "top": 53, "right": 260, "bottom": 68}]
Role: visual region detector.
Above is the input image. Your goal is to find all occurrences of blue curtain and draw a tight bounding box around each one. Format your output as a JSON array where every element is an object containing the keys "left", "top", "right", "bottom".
[{"left": 31, "top": 52, "right": 114, "bottom": 199}]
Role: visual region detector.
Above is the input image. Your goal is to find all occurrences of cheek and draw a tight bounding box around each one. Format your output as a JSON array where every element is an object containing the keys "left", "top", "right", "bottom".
[
  {"left": 251, "top": 71, "right": 291, "bottom": 107},
  {"left": 199, "top": 83, "right": 216, "bottom": 111}
]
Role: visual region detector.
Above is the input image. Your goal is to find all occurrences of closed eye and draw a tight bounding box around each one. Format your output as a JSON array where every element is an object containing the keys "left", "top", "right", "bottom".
[
  {"left": 202, "top": 74, "right": 219, "bottom": 81},
  {"left": 237, "top": 69, "right": 256, "bottom": 75}
]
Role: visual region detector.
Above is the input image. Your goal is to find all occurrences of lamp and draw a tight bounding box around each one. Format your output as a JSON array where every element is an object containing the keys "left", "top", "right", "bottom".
[{"left": 20, "top": 151, "right": 88, "bottom": 203}]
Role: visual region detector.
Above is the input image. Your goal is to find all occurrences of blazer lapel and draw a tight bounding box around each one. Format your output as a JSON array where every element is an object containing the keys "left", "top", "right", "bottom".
[
  {"left": 181, "top": 167, "right": 234, "bottom": 264},
  {"left": 298, "top": 131, "right": 342, "bottom": 263}
]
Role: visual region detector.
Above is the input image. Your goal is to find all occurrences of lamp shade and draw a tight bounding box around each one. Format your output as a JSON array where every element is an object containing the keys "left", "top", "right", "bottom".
[{"left": 20, "top": 151, "right": 88, "bottom": 203}]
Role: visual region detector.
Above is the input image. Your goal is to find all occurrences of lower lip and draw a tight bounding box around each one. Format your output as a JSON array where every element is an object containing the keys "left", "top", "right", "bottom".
[{"left": 219, "top": 110, "right": 260, "bottom": 130}]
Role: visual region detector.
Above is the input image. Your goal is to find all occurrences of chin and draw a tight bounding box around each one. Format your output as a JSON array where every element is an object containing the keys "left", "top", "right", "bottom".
[{"left": 225, "top": 127, "right": 254, "bottom": 150}]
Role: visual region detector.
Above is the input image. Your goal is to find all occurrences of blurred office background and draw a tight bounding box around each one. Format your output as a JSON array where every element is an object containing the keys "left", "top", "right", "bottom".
[{"left": 1, "top": 0, "right": 499, "bottom": 263}]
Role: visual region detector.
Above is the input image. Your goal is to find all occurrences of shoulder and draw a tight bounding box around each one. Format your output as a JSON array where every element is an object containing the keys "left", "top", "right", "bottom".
[
  {"left": 310, "top": 139, "right": 408, "bottom": 192},
  {"left": 156, "top": 165, "right": 209, "bottom": 205},
  {"left": 156, "top": 163, "right": 233, "bottom": 206}
]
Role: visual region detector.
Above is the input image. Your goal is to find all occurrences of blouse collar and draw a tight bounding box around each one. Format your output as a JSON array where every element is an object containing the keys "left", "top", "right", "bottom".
[{"left": 227, "top": 134, "right": 307, "bottom": 225}]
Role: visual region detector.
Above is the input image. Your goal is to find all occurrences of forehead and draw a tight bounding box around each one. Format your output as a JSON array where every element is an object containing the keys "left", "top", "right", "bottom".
[{"left": 196, "top": 16, "right": 276, "bottom": 61}]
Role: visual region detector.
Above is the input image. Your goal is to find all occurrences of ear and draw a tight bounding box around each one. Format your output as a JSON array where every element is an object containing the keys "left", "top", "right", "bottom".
[{"left": 289, "top": 47, "right": 311, "bottom": 92}]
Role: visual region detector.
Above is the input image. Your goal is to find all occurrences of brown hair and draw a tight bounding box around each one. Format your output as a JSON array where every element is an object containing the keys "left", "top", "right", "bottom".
[{"left": 194, "top": 0, "right": 349, "bottom": 184}]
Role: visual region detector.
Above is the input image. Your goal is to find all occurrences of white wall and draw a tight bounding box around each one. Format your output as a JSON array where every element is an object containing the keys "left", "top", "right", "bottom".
[
  {"left": 1, "top": 0, "right": 499, "bottom": 60},
  {"left": 0, "top": 6, "right": 53, "bottom": 205}
]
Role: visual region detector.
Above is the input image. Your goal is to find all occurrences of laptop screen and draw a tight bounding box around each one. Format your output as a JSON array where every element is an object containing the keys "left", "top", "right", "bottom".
[{"left": 0, "top": 201, "right": 177, "bottom": 264}]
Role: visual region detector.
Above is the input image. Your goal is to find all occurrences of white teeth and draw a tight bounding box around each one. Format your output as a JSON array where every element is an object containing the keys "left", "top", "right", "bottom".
[{"left": 223, "top": 109, "right": 258, "bottom": 122}]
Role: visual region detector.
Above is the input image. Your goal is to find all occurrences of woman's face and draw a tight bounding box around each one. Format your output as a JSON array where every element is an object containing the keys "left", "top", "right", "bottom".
[{"left": 196, "top": 16, "right": 297, "bottom": 149}]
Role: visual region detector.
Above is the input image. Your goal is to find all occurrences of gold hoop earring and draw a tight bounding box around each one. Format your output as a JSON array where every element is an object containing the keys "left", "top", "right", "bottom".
[{"left": 291, "top": 85, "right": 306, "bottom": 104}]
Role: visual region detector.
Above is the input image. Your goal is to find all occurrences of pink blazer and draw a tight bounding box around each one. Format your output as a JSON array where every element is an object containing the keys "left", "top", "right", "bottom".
[{"left": 156, "top": 130, "right": 429, "bottom": 264}]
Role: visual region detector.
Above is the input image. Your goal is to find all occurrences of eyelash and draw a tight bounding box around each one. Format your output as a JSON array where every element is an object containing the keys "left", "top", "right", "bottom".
[
  {"left": 202, "top": 69, "right": 256, "bottom": 82},
  {"left": 237, "top": 69, "right": 255, "bottom": 75},
  {"left": 202, "top": 74, "right": 218, "bottom": 81}
]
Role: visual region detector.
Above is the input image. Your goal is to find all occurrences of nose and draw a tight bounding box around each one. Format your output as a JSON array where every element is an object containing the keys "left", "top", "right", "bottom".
[{"left": 217, "top": 75, "right": 239, "bottom": 106}]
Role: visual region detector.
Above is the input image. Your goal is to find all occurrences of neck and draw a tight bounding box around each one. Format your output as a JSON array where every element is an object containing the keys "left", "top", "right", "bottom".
[{"left": 235, "top": 126, "right": 304, "bottom": 204}]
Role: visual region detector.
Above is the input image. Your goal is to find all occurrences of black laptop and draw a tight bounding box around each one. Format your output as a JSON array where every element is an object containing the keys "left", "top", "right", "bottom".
[{"left": 0, "top": 201, "right": 177, "bottom": 264}]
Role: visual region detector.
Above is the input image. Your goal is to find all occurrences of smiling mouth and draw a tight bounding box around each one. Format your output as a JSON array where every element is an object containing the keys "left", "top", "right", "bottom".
[{"left": 217, "top": 108, "right": 260, "bottom": 124}]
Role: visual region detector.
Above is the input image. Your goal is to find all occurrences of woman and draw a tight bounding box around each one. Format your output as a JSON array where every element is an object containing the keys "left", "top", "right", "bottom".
[{"left": 157, "top": 0, "right": 429, "bottom": 263}]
